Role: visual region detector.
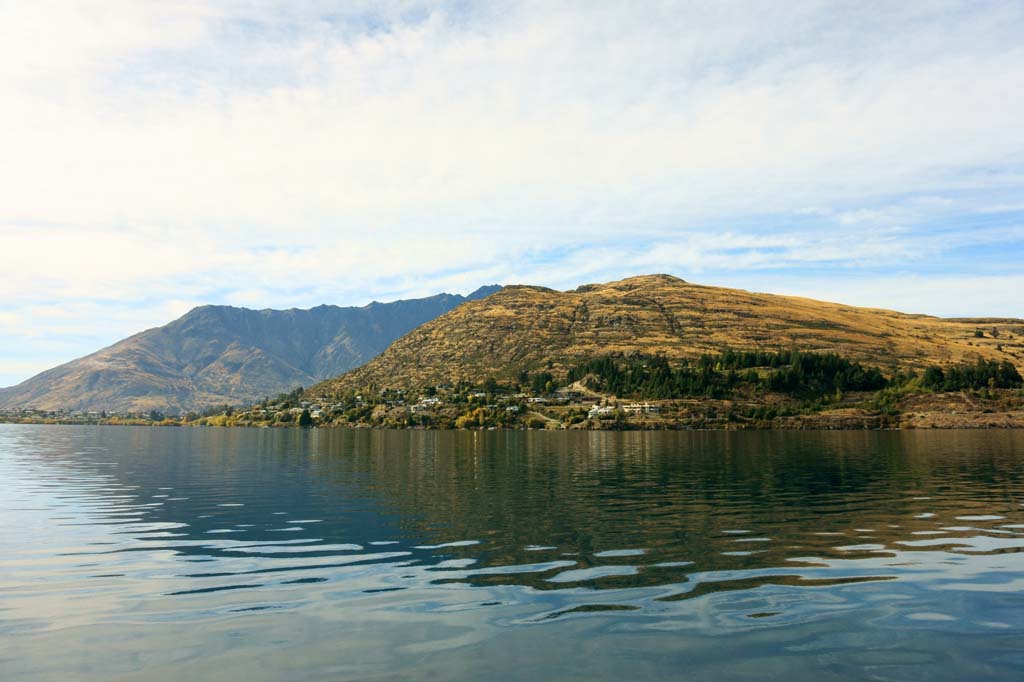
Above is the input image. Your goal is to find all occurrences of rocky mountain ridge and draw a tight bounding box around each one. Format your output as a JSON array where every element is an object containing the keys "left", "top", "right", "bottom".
[{"left": 0, "top": 286, "right": 501, "bottom": 413}]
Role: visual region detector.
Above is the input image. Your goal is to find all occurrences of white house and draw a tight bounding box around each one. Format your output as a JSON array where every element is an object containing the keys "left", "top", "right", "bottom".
[{"left": 624, "top": 402, "right": 660, "bottom": 415}]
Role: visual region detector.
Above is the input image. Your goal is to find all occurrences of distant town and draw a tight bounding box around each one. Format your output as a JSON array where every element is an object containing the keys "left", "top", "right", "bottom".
[
  {"left": 0, "top": 387, "right": 661, "bottom": 429},
  {"left": 194, "top": 382, "right": 670, "bottom": 430}
]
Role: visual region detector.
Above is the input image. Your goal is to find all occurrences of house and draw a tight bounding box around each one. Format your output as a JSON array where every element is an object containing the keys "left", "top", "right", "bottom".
[
  {"left": 410, "top": 397, "right": 443, "bottom": 413},
  {"left": 624, "top": 402, "right": 660, "bottom": 415}
]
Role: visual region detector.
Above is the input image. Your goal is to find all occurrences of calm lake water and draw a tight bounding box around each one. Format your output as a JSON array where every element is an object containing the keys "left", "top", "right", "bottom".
[{"left": 2, "top": 425, "right": 1024, "bottom": 681}]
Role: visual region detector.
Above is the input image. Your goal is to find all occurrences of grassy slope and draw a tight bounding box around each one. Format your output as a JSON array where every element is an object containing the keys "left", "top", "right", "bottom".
[{"left": 309, "top": 274, "right": 1024, "bottom": 397}]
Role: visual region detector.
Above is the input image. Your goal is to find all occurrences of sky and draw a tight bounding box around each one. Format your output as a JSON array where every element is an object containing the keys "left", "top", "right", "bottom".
[{"left": 2, "top": 1, "right": 1023, "bottom": 387}]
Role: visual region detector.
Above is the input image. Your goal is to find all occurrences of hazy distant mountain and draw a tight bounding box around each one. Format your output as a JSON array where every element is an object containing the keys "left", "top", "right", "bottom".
[{"left": 0, "top": 286, "right": 501, "bottom": 413}]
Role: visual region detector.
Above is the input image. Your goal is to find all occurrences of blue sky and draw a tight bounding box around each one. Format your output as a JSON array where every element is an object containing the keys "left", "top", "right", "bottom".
[{"left": 1, "top": 1, "right": 1023, "bottom": 387}]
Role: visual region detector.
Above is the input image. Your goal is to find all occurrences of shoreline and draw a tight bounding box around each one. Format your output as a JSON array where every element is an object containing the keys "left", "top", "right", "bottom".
[
  {"left": 5, "top": 386, "right": 1023, "bottom": 432},
  {"left": 3, "top": 419, "right": 1024, "bottom": 431}
]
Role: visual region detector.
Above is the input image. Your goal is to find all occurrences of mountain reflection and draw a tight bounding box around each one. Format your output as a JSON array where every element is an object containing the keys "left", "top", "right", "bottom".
[
  {"left": 4, "top": 425, "right": 1024, "bottom": 682},
  {"left": 11, "top": 426, "right": 1023, "bottom": 595}
]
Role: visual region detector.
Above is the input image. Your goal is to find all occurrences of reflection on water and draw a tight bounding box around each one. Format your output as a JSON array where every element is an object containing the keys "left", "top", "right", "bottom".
[{"left": 1, "top": 425, "right": 1023, "bottom": 681}]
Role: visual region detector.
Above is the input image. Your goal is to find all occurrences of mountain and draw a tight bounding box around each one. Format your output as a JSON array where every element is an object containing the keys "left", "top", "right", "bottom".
[
  {"left": 0, "top": 286, "right": 501, "bottom": 413},
  {"left": 308, "top": 274, "right": 1024, "bottom": 396}
]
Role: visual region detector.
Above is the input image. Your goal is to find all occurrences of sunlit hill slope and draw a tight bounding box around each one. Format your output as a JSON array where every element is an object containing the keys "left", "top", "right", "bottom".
[{"left": 309, "top": 275, "right": 1023, "bottom": 397}]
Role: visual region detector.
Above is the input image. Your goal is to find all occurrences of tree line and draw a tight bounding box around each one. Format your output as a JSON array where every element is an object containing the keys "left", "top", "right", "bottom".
[
  {"left": 565, "top": 351, "right": 1020, "bottom": 399},
  {"left": 919, "top": 359, "right": 1022, "bottom": 391}
]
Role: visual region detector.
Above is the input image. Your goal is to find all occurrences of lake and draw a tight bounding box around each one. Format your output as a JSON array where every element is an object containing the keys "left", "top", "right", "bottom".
[{"left": 2, "top": 425, "right": 1023, "bottom": 681}]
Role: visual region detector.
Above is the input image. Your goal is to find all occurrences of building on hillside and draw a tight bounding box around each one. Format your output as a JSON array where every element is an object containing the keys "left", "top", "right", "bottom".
[
  {"left": 410, "top": 397, "right": 443, "bottom": 413},
  {"left": 624, "top": 402, "right": 660, "bottom": 415}
]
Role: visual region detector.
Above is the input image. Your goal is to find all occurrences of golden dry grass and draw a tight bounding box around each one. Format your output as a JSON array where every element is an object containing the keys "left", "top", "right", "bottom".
[{"left": 311, "top": 274, "right": 1024, "bottom": 396}]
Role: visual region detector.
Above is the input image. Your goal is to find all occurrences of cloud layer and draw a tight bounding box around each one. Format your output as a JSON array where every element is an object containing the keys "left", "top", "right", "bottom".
[{"left": 2, "top": 1, "right": 1023, "bottom": 385}]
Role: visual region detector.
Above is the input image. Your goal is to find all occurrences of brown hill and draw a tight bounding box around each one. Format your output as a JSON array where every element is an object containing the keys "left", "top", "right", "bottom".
[
  {"left": 0, "top": 286, "right": 501, "bottom": 413},
  {"left": 308, "top": 274, "right": 1024, "bottom": 396}
]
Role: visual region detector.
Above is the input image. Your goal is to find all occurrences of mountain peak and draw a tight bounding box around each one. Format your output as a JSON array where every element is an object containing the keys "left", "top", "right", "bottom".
[
  {"left": 0, "top": 288, "right": 494, "bottom": 413},
  {"left": 467, "top": 284, "right": 503, "bottom": 300},
  {"left": 605, "top": 273, "right": 687, "bottom": 289},
  {"left": 574, "top": 273, "right": 686, "bottom": 293}
]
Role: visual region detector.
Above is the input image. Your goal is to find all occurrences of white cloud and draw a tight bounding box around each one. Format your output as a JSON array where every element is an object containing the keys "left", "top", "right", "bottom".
[
  {"left": 0, "top": 1, "right": 1022, "bottom": 385},
  {"left": 3, "top": 1, "right": 1023, "bottom": 233},
  {"left": 749, "top": 274, "right": 1024, "bottom": 319}
]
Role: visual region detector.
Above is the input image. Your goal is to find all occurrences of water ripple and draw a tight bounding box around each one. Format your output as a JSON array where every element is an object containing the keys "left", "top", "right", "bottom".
[{"left": 2, "top": 426, "right": 1024, "bottom": 681}]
